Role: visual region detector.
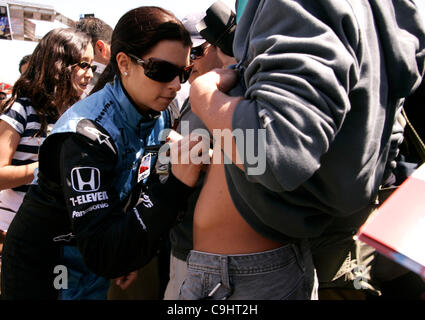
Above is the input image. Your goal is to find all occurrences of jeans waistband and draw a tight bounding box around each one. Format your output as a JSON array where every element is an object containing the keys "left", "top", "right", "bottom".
[{"left": 187, "top": 243, "right": 307, "bottom": 275}]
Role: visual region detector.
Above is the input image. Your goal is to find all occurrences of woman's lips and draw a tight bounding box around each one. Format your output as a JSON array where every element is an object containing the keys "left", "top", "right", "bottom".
[{"left": 161, "top": 96, "right": 175, "bottom": 103}]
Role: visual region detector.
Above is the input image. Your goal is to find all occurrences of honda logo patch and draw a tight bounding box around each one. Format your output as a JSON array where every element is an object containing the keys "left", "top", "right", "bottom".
[{"left": 71, "top": 167, "right": 101, "bottom": 193}]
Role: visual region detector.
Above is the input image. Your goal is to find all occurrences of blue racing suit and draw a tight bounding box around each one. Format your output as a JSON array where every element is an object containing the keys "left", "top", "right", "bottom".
[
  {"left": 1, "top": 79, "right": 192, "bottom": 299},
  {"left": 54, "top": 78, "right": 173, "bottom": 299}
]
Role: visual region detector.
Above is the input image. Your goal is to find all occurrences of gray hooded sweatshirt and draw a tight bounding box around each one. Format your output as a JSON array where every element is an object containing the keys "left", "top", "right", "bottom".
[{"left": 225, "top": 0, "right": 425, "bottom": 241}]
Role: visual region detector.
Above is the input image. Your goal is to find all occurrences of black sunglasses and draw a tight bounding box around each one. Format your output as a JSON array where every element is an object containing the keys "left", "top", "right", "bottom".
[
  {"left": 73, "top": 61, "right": 97, "bottom": 72},
  {"left": 128, "top": 53, "right": 192, "bottom": 83},
  {"left": 190, "top": 44, "right": 211, "bottom": 61}
]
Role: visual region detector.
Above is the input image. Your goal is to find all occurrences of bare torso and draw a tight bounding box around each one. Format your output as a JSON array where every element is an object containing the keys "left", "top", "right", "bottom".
[{"left": 193, "top": 157, "right": 282, "bottom": 254}]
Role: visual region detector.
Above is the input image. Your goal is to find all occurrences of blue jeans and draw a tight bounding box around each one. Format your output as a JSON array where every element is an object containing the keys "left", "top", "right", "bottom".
[{"left": 178, "top": 241, "right": 318, "bottom": 300}]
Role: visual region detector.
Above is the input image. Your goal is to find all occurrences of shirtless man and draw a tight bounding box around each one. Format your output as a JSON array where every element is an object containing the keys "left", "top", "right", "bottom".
[
  {"left": 169, "top": 1, "right": 316, "bottom": 301},
  {"left": 184, "top": 68, "right": 309, "bottom": 299},
  {"left": 179, "top": 0, "right": 425, "bottom": 301},
  {"left": 175, "top": 1, "right": 317, "bottom": 301}
]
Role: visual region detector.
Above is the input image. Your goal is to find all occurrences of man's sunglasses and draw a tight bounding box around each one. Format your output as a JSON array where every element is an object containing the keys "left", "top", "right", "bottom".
[
  {"left": 190, "top": 44, "right": 211, "bottom": 61},
  {"left": 73, "top": 61, "right": 98, "bottom": 72},
  {"left": 127, "top": 53, "right": 193, "bottom": 83}
]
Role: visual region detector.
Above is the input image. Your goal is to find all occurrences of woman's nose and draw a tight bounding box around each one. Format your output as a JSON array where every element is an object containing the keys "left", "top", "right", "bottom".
[{"left": 169, "top": 75, "right": 181, "bottom": 92}]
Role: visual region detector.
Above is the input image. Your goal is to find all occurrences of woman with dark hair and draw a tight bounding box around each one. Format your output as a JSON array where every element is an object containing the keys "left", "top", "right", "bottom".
[
  {"left": 0, "top": 27, "right": 93, "bottom": 245},
  {"left": 1, "top": 7, "right": 201, "bottom": 299}
]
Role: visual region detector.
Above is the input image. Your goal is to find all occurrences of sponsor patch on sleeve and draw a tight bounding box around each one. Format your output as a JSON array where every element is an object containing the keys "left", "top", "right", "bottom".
[
  {"left": 76, "top": 119, "right": 117, "bottom": 154},
  {"left": 69, "top": 166, "right": 110, "bottom": 209},
  {"left": 138, "top": 153, "right": 152, "bottom": 183}
]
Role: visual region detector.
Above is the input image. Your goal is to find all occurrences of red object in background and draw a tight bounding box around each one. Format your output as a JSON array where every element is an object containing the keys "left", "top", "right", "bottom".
[
  {"left": 0, "top": 82, "right": 12, "bottom": 95},
  {"left": 357, "top": 163, "right": 425, "bottom": 278}
]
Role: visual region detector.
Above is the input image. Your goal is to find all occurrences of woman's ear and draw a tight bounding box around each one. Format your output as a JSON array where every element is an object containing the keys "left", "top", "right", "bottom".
[{"left": 116, "top": 52, "right": 131, "bottom": 77}]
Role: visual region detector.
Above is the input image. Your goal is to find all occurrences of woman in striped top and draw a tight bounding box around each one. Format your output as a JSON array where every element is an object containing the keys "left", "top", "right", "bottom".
[{"left": 0, "top": 28, "right": 95, "bottom": 235}]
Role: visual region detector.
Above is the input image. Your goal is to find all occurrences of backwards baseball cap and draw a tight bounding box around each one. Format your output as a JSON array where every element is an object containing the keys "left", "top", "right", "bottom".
[
  {"left": 181, "top": 12, "right": 207, "bottom": 48},
  {"left": 196, "top": 0, "right": 236, "bottom": 57}
]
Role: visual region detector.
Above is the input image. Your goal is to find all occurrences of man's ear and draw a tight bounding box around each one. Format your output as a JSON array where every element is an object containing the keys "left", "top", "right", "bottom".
[
  {"left": 96, "top": 40, "right": 105, "bottom": 53},
  {"left": 96, "top": 40, "right": 110, "bottom": 63}
]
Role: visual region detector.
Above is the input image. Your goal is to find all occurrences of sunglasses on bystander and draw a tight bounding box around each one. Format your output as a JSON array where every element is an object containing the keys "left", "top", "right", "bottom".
[
  {"left": 190, "top": 43, "right": 212, "bottom": 61},
  {"left": 73, "top": 61, "right": 98, "bottom": 72}
]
